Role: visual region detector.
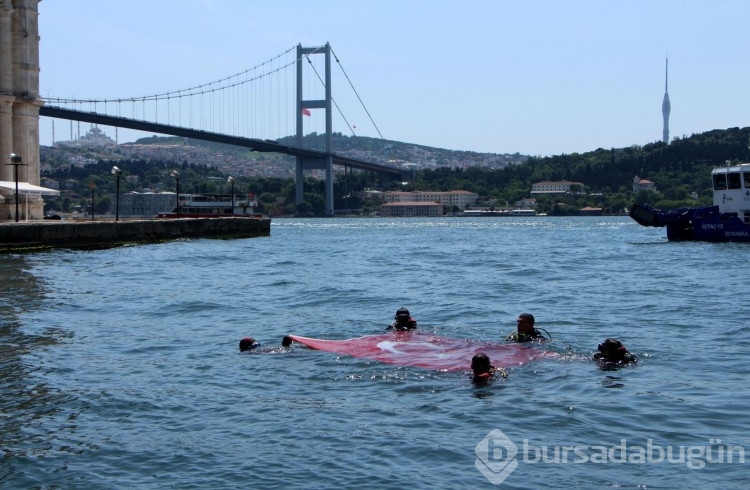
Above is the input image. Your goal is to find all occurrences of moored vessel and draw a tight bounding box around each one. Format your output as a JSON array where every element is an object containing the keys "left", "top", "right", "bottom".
[
  {"left": 630, "top": 163, "right": 750, "bottom": 242},
  {"left": 157, "top": 193, "right": 260, "bottom": 218}
]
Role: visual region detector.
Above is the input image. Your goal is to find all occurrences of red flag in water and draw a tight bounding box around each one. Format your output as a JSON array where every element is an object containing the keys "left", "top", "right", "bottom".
[{"left": 301, "top": 108, "right": 311, "bottom": 116}]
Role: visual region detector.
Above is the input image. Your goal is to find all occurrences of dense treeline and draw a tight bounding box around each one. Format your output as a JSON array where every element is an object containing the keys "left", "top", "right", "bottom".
[
  {"left": 411, "top": 127, "right": 750, "bottom": 214},
  {"left": 41, "top": 127, "right": 750, "bottom": 216}
]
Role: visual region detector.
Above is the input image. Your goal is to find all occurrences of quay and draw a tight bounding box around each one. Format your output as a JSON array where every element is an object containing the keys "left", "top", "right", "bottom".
[{"left": 0, "top": 217, "right": 271, "bottom": 253}]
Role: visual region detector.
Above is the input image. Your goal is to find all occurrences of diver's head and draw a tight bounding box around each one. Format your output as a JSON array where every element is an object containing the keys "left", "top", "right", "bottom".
[
  {"left": 516, "top": 313, "right": 535, "bottom": 332},
  {"left": 471, "top": 353, "right": 492, "bottom": 374},
  {"left": 395, "top": 307, "right": 411, "bottom": 322},
  {"left": 239, "top": 337, "right": 257, "bottom": 351},
  {"left": 598, "top": 338, "right": 626, "bottom": 357}
]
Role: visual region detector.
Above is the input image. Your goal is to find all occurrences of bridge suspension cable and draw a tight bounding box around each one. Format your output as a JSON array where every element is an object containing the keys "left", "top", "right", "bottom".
[
  {"left": 46, "top": 45, "right": 298, "bottom": 104},
  {"left": 330, "top": 46, "right": 385, "bottom": 142},
  {"left": 42, "top": 42, "right": 391, "bottom": 163},
  {"left": 300, "top": 46, "right": 386, "bottom": 144}
]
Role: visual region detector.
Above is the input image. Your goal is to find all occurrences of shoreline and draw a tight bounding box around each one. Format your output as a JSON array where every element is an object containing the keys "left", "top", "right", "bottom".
[{"left": 0, "top": 217, "right": 271, "bottom": 253}]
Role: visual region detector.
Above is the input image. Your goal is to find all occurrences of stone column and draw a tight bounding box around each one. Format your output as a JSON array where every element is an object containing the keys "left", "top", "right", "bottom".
[
  {"left": 11, "top": 0, "right": 42, "bottom": 187},
  {"left": 0, "top": 0, "right": 44, "bottom": 219},
  {"left": 0, "top": 0, "right": 15, "bottom": 183}
]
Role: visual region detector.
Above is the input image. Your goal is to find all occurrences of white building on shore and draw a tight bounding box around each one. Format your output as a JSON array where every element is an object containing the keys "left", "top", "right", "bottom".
[
  {"left": 382, "top": 190, "right": 478, "bottom": 209},
  {"left": 531, "top": 181, "right": 584, "bottom": 195}
]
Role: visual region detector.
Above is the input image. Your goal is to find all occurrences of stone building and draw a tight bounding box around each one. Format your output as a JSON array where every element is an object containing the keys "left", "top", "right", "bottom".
[{"left": 0, "top": 0, "right": 51, "bottom": 219}]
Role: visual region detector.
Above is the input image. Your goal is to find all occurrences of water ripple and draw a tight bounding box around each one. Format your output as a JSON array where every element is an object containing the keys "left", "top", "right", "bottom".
[{"left": 2, "top": 217, "right": 749, "bottom": 488}]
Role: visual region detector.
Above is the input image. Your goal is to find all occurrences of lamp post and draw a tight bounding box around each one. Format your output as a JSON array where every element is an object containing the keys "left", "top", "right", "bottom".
[
  {"left": 7, "top": 153, "right": 23, "bottom": 222},
  {"left": 111, "top": 166, "right": 122, "bottom": 221},
  {"left": 227, "top": 176, "right": 235, "bottom": 216},
  {"left": 170, "top": 170, "right": 180, "bottom": 217},
  {"left": 89, "top": 181, "right": 96, "bottom": 220}
]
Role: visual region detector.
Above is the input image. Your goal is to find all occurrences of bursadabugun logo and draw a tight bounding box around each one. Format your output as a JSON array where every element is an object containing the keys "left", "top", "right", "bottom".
[
  {"left": 475, "top": 429, "right": 746, "bottom": 486},
  {"left": 475, "top": 429, "right": 518, "bottom": 485}
]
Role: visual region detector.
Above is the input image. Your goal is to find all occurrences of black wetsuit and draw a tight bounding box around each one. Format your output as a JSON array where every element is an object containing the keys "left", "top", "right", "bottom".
[
  {"left": 505, "top": 329, "right": 547, "bottom": 343},
  {"left": 593, "top": 352, "right": 638, "bottom": 367},
  {"left": 386, "top": 318, "right": 417, "bottom": 331}
]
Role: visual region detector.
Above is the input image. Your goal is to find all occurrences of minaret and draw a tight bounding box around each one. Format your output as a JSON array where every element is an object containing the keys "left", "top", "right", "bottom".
[{"left": 661, "top": 57, "right": 670, "bottom": 144}]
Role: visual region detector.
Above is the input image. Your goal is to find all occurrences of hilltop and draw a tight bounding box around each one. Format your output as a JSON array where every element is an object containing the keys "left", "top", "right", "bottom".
[{"left": 41, "top": 131, "right": 528, "bottom": 179}]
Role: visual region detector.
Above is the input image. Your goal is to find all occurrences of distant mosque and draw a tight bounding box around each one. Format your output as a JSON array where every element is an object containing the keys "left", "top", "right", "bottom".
[{"left": 661, "top": 57, "right": 670, "bottom": 144}]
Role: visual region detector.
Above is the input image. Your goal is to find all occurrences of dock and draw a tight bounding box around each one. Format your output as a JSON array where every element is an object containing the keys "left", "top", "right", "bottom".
[{"left": 0, "top": 217, "right": 271, "bottom": 253}]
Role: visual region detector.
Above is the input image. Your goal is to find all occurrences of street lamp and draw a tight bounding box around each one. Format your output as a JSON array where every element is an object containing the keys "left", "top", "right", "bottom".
[
  {"left": 227, "top": 176, "right": 235, "bottom": 216},
  {"left": 7, "top": 153, "right": 23, "bottom": 222},
  {"left": 89, "top": 181, "right": 96, "bottom": 220},
  {"left": 170, "top": 170, "right": 180, "bottom": 217},
  {"left": 111, "top": 166, "right": 122, "bottom": 221}
]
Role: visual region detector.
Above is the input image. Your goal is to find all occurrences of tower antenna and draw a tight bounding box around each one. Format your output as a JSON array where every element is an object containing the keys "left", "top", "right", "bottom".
[{"left": 661, "top": 56, "right": 671, "bottom": 144}]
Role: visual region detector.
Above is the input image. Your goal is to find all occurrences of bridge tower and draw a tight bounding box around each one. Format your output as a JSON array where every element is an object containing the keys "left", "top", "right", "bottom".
[
  {"left": 296, "top": 43, "right": 334, "bottom": 216},
  {"left": 0, "top": 0, "right": 44, "bottom": 220}
]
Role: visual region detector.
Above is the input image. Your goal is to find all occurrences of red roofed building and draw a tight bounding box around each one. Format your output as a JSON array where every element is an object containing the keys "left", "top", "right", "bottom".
[{"left": 632, "top": 175, "right": 657, "bottom": 192}]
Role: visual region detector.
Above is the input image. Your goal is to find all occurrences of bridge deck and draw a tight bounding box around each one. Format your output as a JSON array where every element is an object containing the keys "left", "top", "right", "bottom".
[{"left": 40, "top": 106, "right": 404, "bottom": 176}]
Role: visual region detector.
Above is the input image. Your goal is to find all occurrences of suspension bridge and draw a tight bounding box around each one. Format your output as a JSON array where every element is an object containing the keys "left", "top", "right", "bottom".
[{"left": 39, "top": 43, "right": 407, "bottom": 216}]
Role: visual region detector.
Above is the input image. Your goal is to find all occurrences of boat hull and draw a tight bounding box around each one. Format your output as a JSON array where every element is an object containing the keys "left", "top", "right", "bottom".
[
  {"left": 630, "top": 163, "right": 750, "bottom": 242},
  {"left": 631, "top": 203, "right": 750, "bottom": 242},
  {"left": 688, "top": 214, "right": 750, "bottom": 242}
]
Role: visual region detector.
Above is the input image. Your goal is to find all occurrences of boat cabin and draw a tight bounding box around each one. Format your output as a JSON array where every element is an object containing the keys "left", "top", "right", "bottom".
[
  {"left": 712, "top": 163, "right": 750, "bottom": 225},
  {"left": 157, "top": 193, "right": 259, "bottom": 218}
]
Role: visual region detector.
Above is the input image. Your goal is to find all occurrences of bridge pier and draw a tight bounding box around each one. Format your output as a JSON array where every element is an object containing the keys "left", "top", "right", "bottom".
[{"left": 296, "top": 155, "right": 334, "bottom": 215}]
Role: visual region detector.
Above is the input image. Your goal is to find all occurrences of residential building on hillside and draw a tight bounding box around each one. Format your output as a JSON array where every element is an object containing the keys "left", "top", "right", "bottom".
[
  {"left": 516, "top": 197, "right": 537, "bottom": 209},
  {"left": 632, "top": 175, "right": 657, "bottom": 193},
  {"left": 40, "top": 178, "right": 60, "bottom": 191},
  {"left": 531, "top": 181, "right": 584, "bottom": 194}
]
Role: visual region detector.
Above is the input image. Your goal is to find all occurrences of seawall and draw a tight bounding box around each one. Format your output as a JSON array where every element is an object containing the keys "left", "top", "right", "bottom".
[{"left": 0, "top": 217, "right": 271, "bottom": 253}]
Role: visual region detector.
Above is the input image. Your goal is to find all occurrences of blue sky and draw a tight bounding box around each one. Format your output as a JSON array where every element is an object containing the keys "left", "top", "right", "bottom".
[{"left": 38, "top": 0, "right": 749, "bottom": 157}]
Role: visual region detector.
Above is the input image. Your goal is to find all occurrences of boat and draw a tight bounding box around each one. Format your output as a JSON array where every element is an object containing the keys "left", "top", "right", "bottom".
[
  {"left": 157, "top": 193, "right": 261, "bottom": 218},
  {"left": 461, "top": 209, "right": 537, "bottom": 217},
  {"left": 461, "top": 210, "right": 512, "bottom": 217},
  {"left": 510, "top": 209, "right": 537, "bottom": 216},
  {"left": 629, "top": 163, "right": 750, "bottom": 242}
]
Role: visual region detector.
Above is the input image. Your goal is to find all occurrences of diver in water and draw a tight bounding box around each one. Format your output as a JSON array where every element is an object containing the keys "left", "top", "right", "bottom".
[
  {"left": 240, "top": 336, "right": 291, "bottom": 353},
  {"left": 471, "top": 353, "right": 507, "bottom": 383},
  {"left": 239, "top": 337, "right": 261, "bottom": 351},
  {"left": 505, "top": 313, "right": 550, "bottom": 342},
  {"left": 386, "top": 307, "right": 418, "bottom": 331},
  {"left": 593, "top": 338, "right": 638, "bottom": 367}
]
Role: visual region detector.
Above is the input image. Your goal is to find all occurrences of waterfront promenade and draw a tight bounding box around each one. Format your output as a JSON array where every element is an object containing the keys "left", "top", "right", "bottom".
[{"left": 0, "top": 217, "right": 271, "bottom": 253}]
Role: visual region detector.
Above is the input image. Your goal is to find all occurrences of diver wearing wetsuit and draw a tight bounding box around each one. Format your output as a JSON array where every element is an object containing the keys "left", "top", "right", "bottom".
[
  {"left": 505, "top": 313, "right": 550, "bottom": 342},
  {"left": 593, "top": 338, "right": 638, "bottom": 367},
  {"left": 239, "top": 337, "right": 261, "bottom": 351},
  {"left": 471, "top": 353, "right": 507, "bottom": 383},
  {"left": 386, "top": 307, "right": 418, "bottom": 331}
]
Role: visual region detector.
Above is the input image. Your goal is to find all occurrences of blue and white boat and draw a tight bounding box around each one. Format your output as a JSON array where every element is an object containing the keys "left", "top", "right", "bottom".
[
  {"left": 157, "top": 193, "right": 260, "bottom": 219},
  {"left": 630, "top": 163, "right": 750, "bottom": 242}
]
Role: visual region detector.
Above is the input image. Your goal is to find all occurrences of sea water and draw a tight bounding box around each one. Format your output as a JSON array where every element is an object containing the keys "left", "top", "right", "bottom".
[{"left": 1, "top": 217, "right": 748, "bottom": 489}]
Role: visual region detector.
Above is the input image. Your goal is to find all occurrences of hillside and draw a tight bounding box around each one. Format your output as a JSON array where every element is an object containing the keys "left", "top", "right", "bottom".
[
  {"left": 41, "top": 131, "right": 528, "bottom": 179},
  {"left": 40, "top": 126, "right": 750, "bottom": 216}
]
